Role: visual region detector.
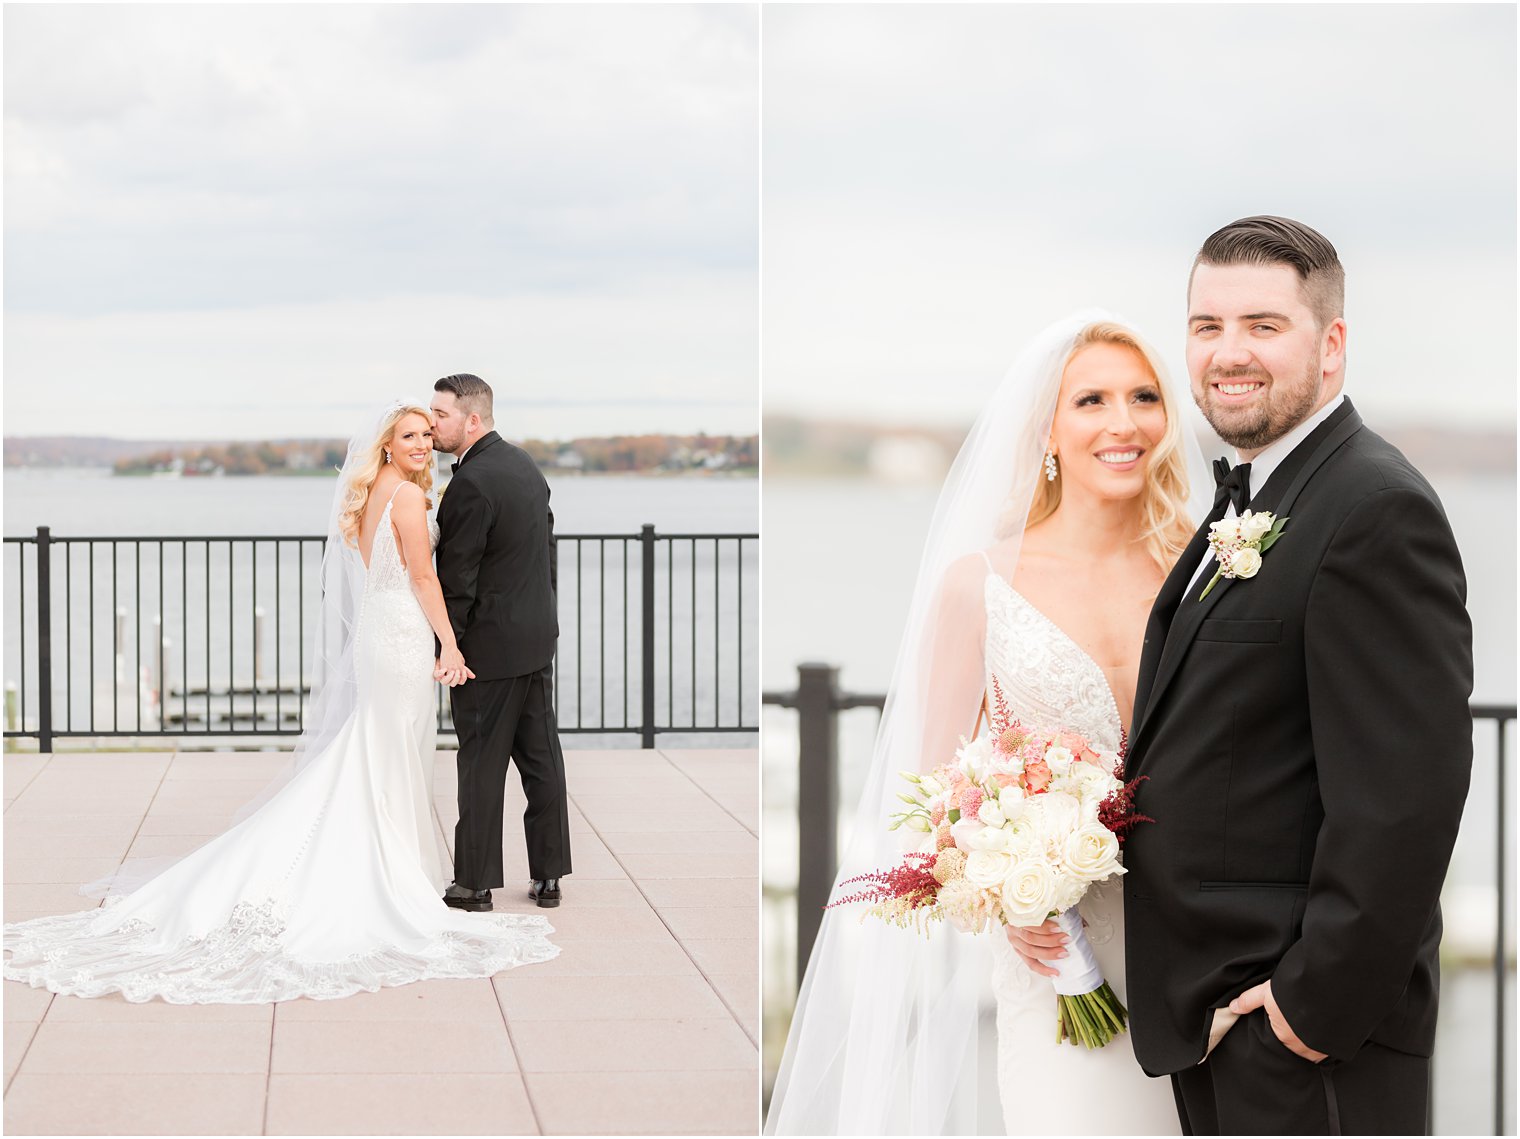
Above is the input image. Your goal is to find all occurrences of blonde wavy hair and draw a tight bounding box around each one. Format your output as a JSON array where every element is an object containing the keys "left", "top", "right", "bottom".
[
  {"left": 338, "top": 403, "right": 436, "bottom": 548},
  {"left": 1027, "top": 322, "right": 1195, "bottom": 572}
]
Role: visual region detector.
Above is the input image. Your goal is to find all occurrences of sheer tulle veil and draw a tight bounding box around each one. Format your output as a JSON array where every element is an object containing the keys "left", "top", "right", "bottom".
[
  {"left": 82, "top": 402, "right": 421, "bottom": 898},
  {"left": 764, "top": 311, "right": 1211, "bottom": 1134}
]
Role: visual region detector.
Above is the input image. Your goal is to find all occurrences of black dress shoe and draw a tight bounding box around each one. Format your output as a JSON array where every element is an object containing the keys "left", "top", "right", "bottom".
[
  {"left": 443, "top": 884, "right": 493, "bottom": 912},
  {"left": 529, "top": 878, "right": 562, "bottom": 908}
]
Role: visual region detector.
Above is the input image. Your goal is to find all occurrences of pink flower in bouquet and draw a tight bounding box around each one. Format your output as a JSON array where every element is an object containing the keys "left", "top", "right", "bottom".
[
  {"left": 989, "top": 772, "right": 1020, "bottom": 790},
  {"left": 935, "top": 824, "right": 955, "bottom": 851},
  {"left": 1025, "top": 758, "right": 1052, "bottom": 793},
  {"left": 930, "top": 801, "right": 947, "bottom": 826},
  {"left": 958, "top": 786, "right": 984, "bottom": 817}
]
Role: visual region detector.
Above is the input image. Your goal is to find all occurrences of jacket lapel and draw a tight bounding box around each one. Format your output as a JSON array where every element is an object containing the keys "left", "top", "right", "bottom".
[
  {"left": 1130, "top": 400, "right": 1364, "bottom": 756},
  {"left": 456, "top": 430, "right": 502, "bottom": 470}
]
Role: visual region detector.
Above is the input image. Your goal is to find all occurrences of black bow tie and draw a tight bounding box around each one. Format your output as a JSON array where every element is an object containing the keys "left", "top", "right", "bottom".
[
  {"left": 451, "top": 461, "right": 459, "bottom": 474},
  {"left": 1213, "top": 457, "right": 1252, "bottom": 515}
]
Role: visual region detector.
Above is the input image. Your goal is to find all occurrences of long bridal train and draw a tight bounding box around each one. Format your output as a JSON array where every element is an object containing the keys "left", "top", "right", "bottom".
[{"left": 3, "top": 487, "right": 557, "bottom": 1004}]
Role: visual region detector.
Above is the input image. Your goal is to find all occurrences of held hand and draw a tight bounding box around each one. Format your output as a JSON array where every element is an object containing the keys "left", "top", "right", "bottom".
[
  {"left": 1230, "top": 980, "right": 1329, "bottom": 1063},
  {"left": 1003, "top": 918, "right": 1068, "bottom": 979},
  {"left": 437, "top": 647, "right": 476, "bottom": 688}
]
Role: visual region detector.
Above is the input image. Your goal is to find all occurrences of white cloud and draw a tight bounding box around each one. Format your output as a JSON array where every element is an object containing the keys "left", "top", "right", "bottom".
[
  {"left": 762, "top": 4, "right": 1516, "bottom": 430},
  {"left": 4, "top": 3, "right": 758, "bottom": 438}
]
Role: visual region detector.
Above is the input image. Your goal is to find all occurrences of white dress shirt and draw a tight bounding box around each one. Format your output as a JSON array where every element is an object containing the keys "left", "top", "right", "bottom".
[{"left": 1181, "top": 392, "right": 1346, "bottom": 603}]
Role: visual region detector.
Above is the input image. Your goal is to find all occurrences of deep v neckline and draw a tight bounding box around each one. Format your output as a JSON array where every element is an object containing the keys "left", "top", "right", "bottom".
[{"left": 985, "top": 571, "right": 1128, "bottom": 741}]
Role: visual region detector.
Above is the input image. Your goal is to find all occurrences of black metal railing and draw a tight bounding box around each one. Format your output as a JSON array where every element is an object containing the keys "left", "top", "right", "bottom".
[
  {"left": 4, "top": 524, "right": 756, "bottom": 750},
  {"left": 764, "top": 663, "right": 1515, "bottom": 1134}
]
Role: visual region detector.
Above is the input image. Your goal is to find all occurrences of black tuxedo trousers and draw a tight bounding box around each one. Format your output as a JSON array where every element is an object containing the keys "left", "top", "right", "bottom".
[
  {"left": 1123, "top": 400, "right": 1472, "bottom": 1133},
  {"left": 449, "top": 665, "right": 571, "bottom": 888}
]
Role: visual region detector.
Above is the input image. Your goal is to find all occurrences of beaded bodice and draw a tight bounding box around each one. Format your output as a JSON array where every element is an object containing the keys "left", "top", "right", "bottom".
[{"left": 981, "top": 569, "right": 1123, "bottom": 755}]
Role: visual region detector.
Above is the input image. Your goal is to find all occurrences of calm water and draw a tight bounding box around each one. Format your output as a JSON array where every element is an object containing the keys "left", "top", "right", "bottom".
[
  {"left": 3, "top": 469, "right": 759, "bottom": 749},
  {"left": 762, "top": 471, "right": 1516, "bottom": 1133}
]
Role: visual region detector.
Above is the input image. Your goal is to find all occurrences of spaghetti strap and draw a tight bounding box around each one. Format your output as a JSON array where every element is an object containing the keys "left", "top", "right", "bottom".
[
  {"left": 978, "top": 549, "right": 995, "bottom": 573},
  {"left": 384, "top": 481, "right": 408, "bottom": 510}
]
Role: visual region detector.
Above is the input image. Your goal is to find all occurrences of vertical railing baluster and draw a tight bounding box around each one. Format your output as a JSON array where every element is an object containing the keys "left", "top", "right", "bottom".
[
  {"left": 111, "top": 540, "right": 119, "bottom": 731},
  {"left": 640, "top": 524, "right": 656, "bottom": 749},
  {"left": 689, "top": 537, "right": 696, "bottom": 729},
  {"left": 794, "top": 662, "right": 841, "bottom": 990},
  {"left": 713, "top": 537, "right": 720, "bottom": 729},
  {"left": 65, "top": 542, "right": 72, "bottom": 732},
  {"left": 35, "top": 527, "right": 53, "bottom": 752},
  {"left": 135, "top": 541, "right": 142, "bottom": 731},
  {"left": 1496, "top": 713, "right": 1510, "bottom": 1136},
  {"left": 599, "top": 538, "right": 605, "bottom": 730}
]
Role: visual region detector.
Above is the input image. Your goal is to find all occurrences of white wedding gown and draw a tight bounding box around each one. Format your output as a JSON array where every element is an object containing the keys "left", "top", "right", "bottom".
[
  {"left": 3, "top": 493, "right": 558, "bottom": 1003},
  {"left": 980, "top": 561, "right": 1177, "bottom": 1135}
]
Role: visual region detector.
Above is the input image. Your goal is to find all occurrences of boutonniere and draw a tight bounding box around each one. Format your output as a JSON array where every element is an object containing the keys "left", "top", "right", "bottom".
[{"left": 1199, "top": 510, "right": 1288, "bottom": 601}]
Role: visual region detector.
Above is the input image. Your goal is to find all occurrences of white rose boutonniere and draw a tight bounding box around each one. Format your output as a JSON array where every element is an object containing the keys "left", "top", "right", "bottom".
[{"left": 1200, "top": 509, "right": 1287, "bottom": 600}]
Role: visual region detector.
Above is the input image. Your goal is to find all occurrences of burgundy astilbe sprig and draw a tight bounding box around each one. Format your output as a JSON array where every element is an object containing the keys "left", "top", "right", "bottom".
[
  {"left": 829, "top": 852, "right": 941, "bottom": 912},
  {"left": 1097, "top": 758, "right": 1153, "bottom": 845}
]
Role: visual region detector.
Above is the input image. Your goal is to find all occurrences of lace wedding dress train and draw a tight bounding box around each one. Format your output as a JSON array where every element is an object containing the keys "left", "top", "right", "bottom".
[
  {"left": 3, "top": 492, "right": 558, "bottom": 1003},
  {"left": 980, "top": 559, "right": 1176, "bottom": 1135}
]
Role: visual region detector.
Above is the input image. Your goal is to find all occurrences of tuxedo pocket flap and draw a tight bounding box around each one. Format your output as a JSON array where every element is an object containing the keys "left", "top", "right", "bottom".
[
  {"left": 1196, "top": 619, "right": 1282, "bottom": 644},
  {"left": 1198, "top": 880, "right": 1308, "bottom": 891}
]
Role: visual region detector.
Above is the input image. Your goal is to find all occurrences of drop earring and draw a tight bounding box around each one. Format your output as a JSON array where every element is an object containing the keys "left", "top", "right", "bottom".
[
  {"left": 1044, "top": 451, "right": 1058, "bottom": 482},
  {"left": 384, "top": 451, "right": 392, "bottom": 464}
]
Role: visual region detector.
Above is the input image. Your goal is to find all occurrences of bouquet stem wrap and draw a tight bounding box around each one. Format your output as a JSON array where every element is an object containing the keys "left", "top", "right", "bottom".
[
  {"left": 1047, "top": 908, "right": 1102, "bottom": 996},
  {"left": 1047, "top": 908, "right": 1128, "bottom": 1048}
]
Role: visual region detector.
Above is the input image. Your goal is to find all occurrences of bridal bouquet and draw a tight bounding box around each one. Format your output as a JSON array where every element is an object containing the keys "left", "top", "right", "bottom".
[{"left": 831, "top": 679, "right": 1150, "bottom": 1048}]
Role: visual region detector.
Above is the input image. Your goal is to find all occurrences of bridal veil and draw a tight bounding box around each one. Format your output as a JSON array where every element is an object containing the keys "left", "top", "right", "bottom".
[{"left": 765, "top": 311, "right": 1210, "bottom": 1134}]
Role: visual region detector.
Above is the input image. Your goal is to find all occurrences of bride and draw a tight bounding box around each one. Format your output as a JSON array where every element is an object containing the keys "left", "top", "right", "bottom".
[
  {"left": 766, "top": 313, "right": 1210, "bottom": 1134},
  {"left": 3, "top": 402, "right": 558, "bottom": 1003}
]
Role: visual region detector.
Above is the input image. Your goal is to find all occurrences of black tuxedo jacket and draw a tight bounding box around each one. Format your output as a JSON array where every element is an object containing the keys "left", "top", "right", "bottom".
[
  {"left": 434, "top": 432, "right": 558, "bottom": 679},
  {"left": 1122, "top": 398, "right": 1472, "bottom": 1074}
]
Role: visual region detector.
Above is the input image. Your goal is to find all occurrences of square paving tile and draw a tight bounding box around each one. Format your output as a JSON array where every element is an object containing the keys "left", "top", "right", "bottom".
[
  {"left": 4, "top": 1021, "right": 39, "bottom": 1085},
  {"left": 525, "top": 939, "right": 699, "bottom": 978},
  {"left": 655, "top": 905, "right": 757, "bottom": 941},
  {"left": 679, "top": 938, "right": 756, "bottom": 975},
  {"left": 4, "top": 1072, "right": 267, "bottom": 1134},
  {"left": 266, "top": 1072, "right": 538, "bottom": 1135},
  {"left": 534, "top": 905, "right": 673, "bottom": 942},
  {"left": 276, "top": 978, "right": 503, "bottom": 1022},
  {"left": 42, "top": 992, "right": 274, "bottom": 1024},
  {"left": 2, "top": 983, "right": 54, "bottom": 1024},
  {"left": 494, "top": 973, "right": 730, "bottom": 1022},
  {"left": 619, "top": 852, "right": 758, "bottom": 879},
  {"left": 509, "top": 1016, "right": 754, "bottom": 1073},
  {"left": 21, "top": 1021, "right": 272, "bottom": 1074},
  {"left": 272, "top": 1018, "right": 516, "bottom": 1074},
  {"left": 639, "top": 877, "right": 759, "bottom": 908},
  {"left": 528, "top": 1069, "right": 756, "bottom": 1135},
  {"left": 599, "top": 829, "right": 756, "bottom": 855}
]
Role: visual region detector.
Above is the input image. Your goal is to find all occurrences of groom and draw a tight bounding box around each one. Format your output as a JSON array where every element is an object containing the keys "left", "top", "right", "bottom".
[
  {"left": 1123, "top": 217, "right": 1472, "bottom": 1133},
  {"left": 431, "top": 373, "right": 572, "bottom": 911}
]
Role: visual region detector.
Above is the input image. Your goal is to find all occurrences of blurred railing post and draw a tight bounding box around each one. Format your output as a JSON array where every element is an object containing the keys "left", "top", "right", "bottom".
[
  {"left": 35, "top": 526, "right": 53, "bottom": 753},
  {"left": 639, "top": 523, "right": 657, "bottom": 749},
  {"left": 793, "top": 662, "right": 841, "bottom": 990}
]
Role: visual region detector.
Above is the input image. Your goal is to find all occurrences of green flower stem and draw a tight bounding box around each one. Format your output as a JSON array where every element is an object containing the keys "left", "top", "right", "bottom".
[{"left": 1055, "top": 983, "right": 1129, "bottom": 1049}]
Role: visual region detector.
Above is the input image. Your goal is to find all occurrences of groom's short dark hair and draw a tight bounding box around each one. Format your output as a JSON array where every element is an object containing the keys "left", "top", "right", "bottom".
[
  {"left": 1192, "top": 215, "right": 1345, "bottom": 330},
  {"left": 434, "top": 373, "right": 494, "bottom": 425}
]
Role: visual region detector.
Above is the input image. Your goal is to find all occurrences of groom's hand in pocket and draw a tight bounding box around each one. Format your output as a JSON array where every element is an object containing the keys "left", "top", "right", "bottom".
[
  {"left": 1004, "top": 919, "right": 1068, "bottom": 978},
  {"left": 1230, "top": 980, "right": 1329, "bottom": 1063}
]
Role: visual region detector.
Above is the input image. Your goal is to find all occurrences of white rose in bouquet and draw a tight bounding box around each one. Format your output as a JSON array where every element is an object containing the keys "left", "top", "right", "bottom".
[
  {"left": 964, "top": 848, "right": 1013, "bottom": 890},
  {"left": 997, "top": 785, "right": 1027, "bottom": 825},
  {"left": 1063, "top": 822, "right": 1124, "bottom": 882},
  {"left": 1044, "top": 746, "right": 1074, "bottom": 778},
  {"left": 1000, "top": 857, "right": 1060, "bottom": 926},
  {"left": 967, "top": 824, "right": 1010, "bottom": 853},
  {"left": 977, "top": 799, "right": 1006, "bottom": 828},
  {"left": 1051, "top": 874, "right": 1088, "bottom": 915}
]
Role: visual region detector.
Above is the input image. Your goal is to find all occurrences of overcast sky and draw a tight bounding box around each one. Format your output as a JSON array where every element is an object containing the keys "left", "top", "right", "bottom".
[
  {"left": 4, "top": 4, "right": 758, "bottom": 440},
  {"left": 764, "top": 4, "right": 1516, "bottom": 433}
]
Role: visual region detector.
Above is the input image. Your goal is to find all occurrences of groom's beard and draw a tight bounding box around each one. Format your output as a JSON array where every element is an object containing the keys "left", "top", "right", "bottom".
[{"left": 1195, "top": 355, "right": 1320, "bottom": 452}]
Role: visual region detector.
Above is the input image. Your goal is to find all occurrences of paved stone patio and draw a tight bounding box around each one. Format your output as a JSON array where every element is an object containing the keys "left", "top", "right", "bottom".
[{"left": 2, "top": 747, "right": 758, "bottom": 1135}]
